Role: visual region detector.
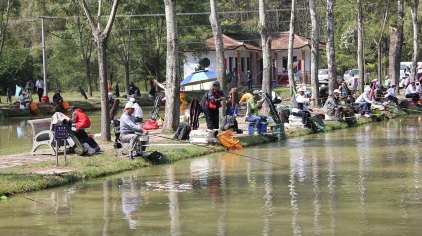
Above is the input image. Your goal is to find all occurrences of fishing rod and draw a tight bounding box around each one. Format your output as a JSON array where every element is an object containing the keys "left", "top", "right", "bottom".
[{"left": 146, "top": 132, "right": 285, "bottom": 167}]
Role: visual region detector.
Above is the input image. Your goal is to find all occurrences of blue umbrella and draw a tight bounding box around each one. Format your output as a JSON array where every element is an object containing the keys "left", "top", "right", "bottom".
[{"left": 180, "top": 70, "right": 217, "bottom": 86}]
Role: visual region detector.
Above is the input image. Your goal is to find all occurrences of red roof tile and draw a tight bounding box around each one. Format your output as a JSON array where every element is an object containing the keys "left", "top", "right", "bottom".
[
  {"left": 205, "top": 34, "right": 261, "bottom": 51},
  {"left": 270, "top": 32, "right": 325, "bottom": 50}
]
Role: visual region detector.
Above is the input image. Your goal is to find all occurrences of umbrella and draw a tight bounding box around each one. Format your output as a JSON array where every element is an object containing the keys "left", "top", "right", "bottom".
[{"left": 180, "top": 70, "right": 217, "bottom": 87}]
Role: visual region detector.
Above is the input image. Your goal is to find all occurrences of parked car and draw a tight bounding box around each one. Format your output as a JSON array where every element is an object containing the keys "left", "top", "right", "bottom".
[
  {"left": 318, "top": 69, "right": 329, "bottom": 84},
  {"left": 343, "top": 69, "right": 359, "bottom": 84}
]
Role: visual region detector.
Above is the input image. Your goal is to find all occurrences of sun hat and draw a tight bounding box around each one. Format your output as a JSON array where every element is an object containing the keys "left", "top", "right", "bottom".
[
  {"left": 212, "top": 81, "right": 220, "bottom": 86},
  {"left": 253, "top": 90, "right": 261, "bottom": 95},
  {"left": 125, "top": 102, "right": 135, "bottom": 109},
  {"left": 333, "top": 89, "right": 341, "bottom": 94},
  {"left": 298, "top": 88, "right": 304, "bottom": 92}
]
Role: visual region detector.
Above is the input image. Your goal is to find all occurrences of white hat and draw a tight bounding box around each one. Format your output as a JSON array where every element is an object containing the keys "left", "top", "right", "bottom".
[
  {"left": 253, "top": 90, "right": 261, "bottom": 95},
  {"left": 298, "top": 88, "right": 304, "bottom": 92},
  {"left": 333, "top": 89, "right": 341, "bottom": 94},
  {"left": 129, "top": 97, "right": 135, "bottom": 102},
  {"left": 125, "top": 102, "right": 135, "bottom": 109}
]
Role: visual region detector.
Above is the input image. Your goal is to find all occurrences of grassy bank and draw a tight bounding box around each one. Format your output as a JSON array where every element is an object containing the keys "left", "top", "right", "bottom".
[{"left": 0, "top": 135, "right": 272, "bottom": 196}]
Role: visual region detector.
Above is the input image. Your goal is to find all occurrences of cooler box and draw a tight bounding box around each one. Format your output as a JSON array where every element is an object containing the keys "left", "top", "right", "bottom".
[{"left": 189, "top": 130, "right": 218, "bottom": 145}]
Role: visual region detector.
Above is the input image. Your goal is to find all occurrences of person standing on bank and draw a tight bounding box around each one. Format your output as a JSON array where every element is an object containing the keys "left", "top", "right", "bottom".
[
  {"left": 25, "top": 79, "right": 34, "bottom": 100},
  {"left": 203, "top": 81, "right": 225, "bottom": 130},
  {"left": 35, "top": 77, "right": 44, "bottom": 102}
]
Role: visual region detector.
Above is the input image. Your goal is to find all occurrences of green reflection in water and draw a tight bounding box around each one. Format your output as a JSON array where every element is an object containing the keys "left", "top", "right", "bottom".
[{"left": 0, "top": 117, "right": 421, "bottom": 235}]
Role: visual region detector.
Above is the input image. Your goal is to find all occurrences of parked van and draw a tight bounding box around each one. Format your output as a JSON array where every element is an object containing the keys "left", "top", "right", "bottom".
[{"left": 400, "top": 62, "right": 422, "bottom": 78}]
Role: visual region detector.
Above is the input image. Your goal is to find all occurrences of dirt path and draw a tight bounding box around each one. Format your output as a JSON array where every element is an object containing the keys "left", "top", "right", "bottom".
[{"left": 0, "top": 120, "right": 256, "bottom": 170}]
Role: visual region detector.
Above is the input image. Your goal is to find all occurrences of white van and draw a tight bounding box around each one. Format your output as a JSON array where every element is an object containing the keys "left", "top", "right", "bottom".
[{"left": 400, "top": 62, "right": 422, "bottom": 78}]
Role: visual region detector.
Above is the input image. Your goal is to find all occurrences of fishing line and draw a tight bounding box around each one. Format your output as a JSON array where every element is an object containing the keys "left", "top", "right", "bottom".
[
  {"left": 147, "top": 133, "right": 284, "bottom": 167},
  {"left": 19, "top": 195, "right": 55, "bottom": 209}
]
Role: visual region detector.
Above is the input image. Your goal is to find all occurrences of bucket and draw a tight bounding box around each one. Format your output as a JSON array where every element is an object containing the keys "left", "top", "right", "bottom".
[
  {"left": 270, "top": 124, "right": 286, "bottom": 140},
  {"left": 217, "top": 130, "right": 242, "bottom": 150}
]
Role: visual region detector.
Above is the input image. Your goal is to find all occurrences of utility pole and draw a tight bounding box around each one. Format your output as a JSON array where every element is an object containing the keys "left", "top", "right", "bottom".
[{"left": 40, "top": 17, "right": 49, "bottom": 101}]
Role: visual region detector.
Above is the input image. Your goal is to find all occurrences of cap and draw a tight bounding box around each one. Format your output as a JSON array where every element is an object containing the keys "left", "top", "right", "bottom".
[
  {"left": 253, "top": 90, "right": 261, "bottom": 95},
  {"left": 129, "top": 97, "right": 136, "bottom": 103},
  {"left": 298, "top": 88, "right": 304, "bottom": 92},
  {"left": 333, "top": 89, "right": 341, "bottom": 94},
  {"left": 125, "top": 102, "right": 135, "bottom": 109},
  {"left": 212, "top": 81, "right": 220, "bottom": 86}
]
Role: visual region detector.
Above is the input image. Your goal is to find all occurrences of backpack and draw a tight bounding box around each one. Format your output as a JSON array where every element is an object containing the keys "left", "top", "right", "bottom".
[
  {"left": 220, "top": 115, "right": 238, "bottom": 131},
  {"left": 143, "top": 119, "right": 159, "bottom": 130},
  {"left": 306, "top": 115, "right": 325, "bottom": 132},
  {"left": 173, "top": 123, "right": 191, "bottom": 140}
]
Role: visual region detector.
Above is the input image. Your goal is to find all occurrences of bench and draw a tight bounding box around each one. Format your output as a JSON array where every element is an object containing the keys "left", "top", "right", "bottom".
[{"left": 27, "top": 118, "right": 56, "bottom": 156}]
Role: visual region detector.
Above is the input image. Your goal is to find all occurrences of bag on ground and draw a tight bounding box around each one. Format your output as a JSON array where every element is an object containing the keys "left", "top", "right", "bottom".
[
  {"left": 220, "top": 115, "right": 239, "bottom": 131},
  {"left": 173, "top": 123, "right": 191, "bottom": 140}
]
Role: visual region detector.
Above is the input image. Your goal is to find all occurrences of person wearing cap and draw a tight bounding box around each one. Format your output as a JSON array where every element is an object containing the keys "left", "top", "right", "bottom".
[
  {"left": 120, "top": 102, "right": 149, "bottom": 158},
  {"left": 404, "top": 80, "right": 420, "bottom": 105},
  {"left": 355, "top": 86, "right": 373, "bottom": 115},
  {"left": 386, "top": 84, "right": 398, "bottom": 105},
  {"left": 129, "top": 97, "right": 143, "bottom": 123},
  {"left": 294, "top": 87, "right": 313, "bottom": 124},
  {"left": 323, "top": 89, "right": 344, "bottom": 120},
  {"left": 18, "top": 92, "right": 31, "bottom": 108},
  {"left": 203, "top": 80, "right": 225, "bottom": 129},
  {"left": 245, "top": 90, "right": 267, "bottom": 134},
  {"left": 239, "top": 89, "right": 252, "bottom": 106}
]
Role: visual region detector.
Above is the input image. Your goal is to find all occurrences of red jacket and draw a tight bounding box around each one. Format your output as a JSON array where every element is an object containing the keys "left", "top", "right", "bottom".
[{"left": 72, "top": 109, "right": 91, "bottom": 130}]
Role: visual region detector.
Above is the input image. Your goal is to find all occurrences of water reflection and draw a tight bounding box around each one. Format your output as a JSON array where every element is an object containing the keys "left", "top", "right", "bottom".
[
  {"left": 1, "top": 117, "right": 422, "bottom": 235},
  {"left": 166, "top": 166, "right": 181, "bottom": 236}
]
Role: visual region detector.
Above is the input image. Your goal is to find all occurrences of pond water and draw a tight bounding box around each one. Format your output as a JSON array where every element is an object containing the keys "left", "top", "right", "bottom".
[{"left": 0, "top": 116, "right": 421, "bottom": 235}]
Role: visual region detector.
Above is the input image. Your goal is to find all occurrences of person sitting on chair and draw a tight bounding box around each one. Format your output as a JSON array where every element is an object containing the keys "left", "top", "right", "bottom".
[
  {"left": 129, "top": 97, "right": 143, "bottom": 123},
  {"left": 323, "top": 89, "right": 344, "bottom": 121},
  {"left": 70, "top": 106, "right": 100, "bottom": 153},
  {"left": 120, "top": 102, "right": 149, "bottom": 159},
  {"left": 245, "top": 90, "right": 267, "bottom": 135},
  {"left": 18, "top": 92, "right": 31, "bottom": 108},
  {"left": 53, "top": 90, "right": 64, "bottom": 109},
  {"left": 294, "top": 88, "right": 313, "bottom": 125}
]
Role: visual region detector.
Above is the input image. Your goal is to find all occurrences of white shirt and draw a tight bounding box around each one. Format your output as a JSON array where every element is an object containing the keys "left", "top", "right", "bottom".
[
  {"left": 35, "top": 79, "right": 44, "bottom": 89},
  {"left": 405, "top": 84, "right": 416, "bottom": 96},
  {"left": 19, "top": 94, "right": 28, "bottom": 103},
  {"left": 296, "top": 93, "right": 310, "bottom": 111},
  {"left": 386, "top": 87, "right": 396, "bottom": 97},
  {"left": 133, "top": 103, "right": 143, "bottom": 119},
  {"left": 416, "top": 85, "right": 422, "bottom": 94},
  {"left": 356, "top": 92, "right": 372, "bottom": 104}
]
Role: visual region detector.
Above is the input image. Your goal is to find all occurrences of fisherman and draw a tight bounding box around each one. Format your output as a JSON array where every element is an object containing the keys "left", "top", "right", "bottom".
[
  {"left": 120, "top": 102, "right": 149, "bottom": 159},
  {"left": 25, "top": 79, "right": 34, "bottom": 100},
  {"left": 129, "top": 97, "right": 143, "bottom": 123},
  {"left": 245, "top": 90, "right": 267, "bottom": 135},
  {"left": 386, "top": 84, "right": 398, "bottom": 105},
  {"left": 355, "top": 86, "right": 373, "bottom": 116},
  {"left": 294, "top": 87, "right": 313, "bottom": 125},
  {"left": 18, "top": 92, "right": 31, "bottom": 108},
  {"left": 70, "top": 106, "right": 101, "bottom": 153},
  {"left": 404, "top": 80, "right": 420, "bottom": 105},
  {"left": 203, "top": 81, "right": 225, "bottom": 130},
  {"left": 323, "top": 89, "right": 344, "bottom": 121}
]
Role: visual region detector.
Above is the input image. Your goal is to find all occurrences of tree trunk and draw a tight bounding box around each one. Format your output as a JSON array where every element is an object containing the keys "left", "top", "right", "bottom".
[
  {"left": 259, "top": 0, "right": 272, "bottom": 115},
  {"left": 97, "top": 38, "right": 111, "bottom": 141},
  {"left": 410, "top": 0, "right": 419, "bottom": 82},
  {"left": 357, "top": 0, "right": 365, "bottom": 93},
  {"left": 163, "top": 0, "right": 180, "bottom": 131},
  {"left": 288, "top": 0, "right": 297, "bottom": 95},
  {"left": 309, "top": 0, "right": 319, "bottom": 106},
  {"left": 389, "top": 0, "right": 404, "bottom": 90},
  {"left": 377, "top": 43, "right": 382, "bottom": 84},
  {"left": 209, "top": 0, "right": 226, "bottom": 121},
  {"left": 80, "top": 0, "right": 119, "bottom": 141},
  {"left": 326, "top": 0, "right": 337, "bottom": 94}
]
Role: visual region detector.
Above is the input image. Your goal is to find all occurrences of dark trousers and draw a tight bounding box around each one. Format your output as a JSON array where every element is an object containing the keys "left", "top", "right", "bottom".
[
  {"left": 204, "top": 108, "right": 219, "bottom": 129},
  {"left": 405, "top": 93, "right": 419, "bottom": 105},
  {"left": 387, "top": 95, "right": 399, "bottom": 105},
  {"left": 359, "top": 103, "right": 371, "bottom": 114},
  {"left": 296, "top": 110, "right": 311, "bottom": 125},
  {"left": 37, "top": 88, "right": 43, "bottom": 102}
]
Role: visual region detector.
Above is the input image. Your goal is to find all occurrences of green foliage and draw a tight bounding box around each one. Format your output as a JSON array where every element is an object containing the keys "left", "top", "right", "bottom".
[{"left": 0, "top": 50, "right": 36, "bottom": 93}]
